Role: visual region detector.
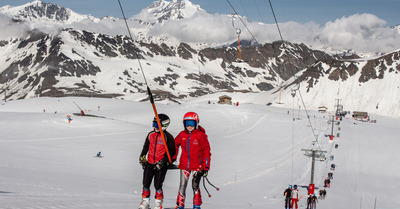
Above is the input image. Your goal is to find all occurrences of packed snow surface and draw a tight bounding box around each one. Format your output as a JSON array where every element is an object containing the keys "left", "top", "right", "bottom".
[{"left": 0, "top": 96, "right": 399, "bottom": 209}]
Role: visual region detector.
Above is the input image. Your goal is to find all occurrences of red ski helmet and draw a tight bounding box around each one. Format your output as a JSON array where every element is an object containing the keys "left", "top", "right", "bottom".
[{"left": 183, "top": 112, "right": 199, "bottom": 129}]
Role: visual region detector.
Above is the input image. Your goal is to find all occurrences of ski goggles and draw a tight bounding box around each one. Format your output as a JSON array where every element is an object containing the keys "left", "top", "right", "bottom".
[
  {"left": 153, "top": 121, "right": 159, "bottom": 129},
  {"left": 184, "top": 120, "right": 196, "bottom": 127}
]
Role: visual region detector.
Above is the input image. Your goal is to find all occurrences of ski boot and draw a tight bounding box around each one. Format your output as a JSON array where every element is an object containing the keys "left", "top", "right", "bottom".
[
  {"left": 139, "top": 198, "right": 150, "bottom": 209},
  {"left": 154, "top": 199, "right": 162, "bottom": 209},
  {"left": 175, "top": 192, "right": 185, "bottom": 209}
]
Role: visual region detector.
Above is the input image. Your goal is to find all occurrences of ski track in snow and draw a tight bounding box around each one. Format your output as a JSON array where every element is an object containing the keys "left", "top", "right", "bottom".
[{"left": 219, "top": 113, "right": 269, "bottom": 139}]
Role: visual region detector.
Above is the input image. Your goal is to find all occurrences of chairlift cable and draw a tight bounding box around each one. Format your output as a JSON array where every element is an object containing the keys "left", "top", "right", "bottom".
[
  {"left": 253, "top": 0, "right": 273, "bottom": 42},
  {"left": 117, "top": 0, "right": 172, "bottom": 163},
  {"left": 226, "top": 0, "right": 259, "bottom": 44},
  {"left": 266, "top": 0, "right": 321, "bottom": 142},
  {"left": 239, "top": 0, "right": 251, "bottom": 23},
  {"left": 253, "top": 0, "right": 266, "bottom": 24},
  {"left": 267, "top": 0, "right": 284, "bottom": 43}
]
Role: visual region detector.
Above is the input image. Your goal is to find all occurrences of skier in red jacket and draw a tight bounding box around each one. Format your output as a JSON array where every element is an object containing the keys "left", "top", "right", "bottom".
[
  {"left": 139, "top": 114, "right": 176, "bottom": 209},
  {"left": 174, "top": 112, "right": 211, "bottom": 209}
]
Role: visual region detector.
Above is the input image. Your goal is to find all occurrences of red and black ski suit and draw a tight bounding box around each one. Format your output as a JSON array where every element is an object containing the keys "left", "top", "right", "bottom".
[
  {"left": 140, "top": 130, "right": 175, "bottom": 200},
  {"left": 173, "top": 126, "right": 211, "bottom": 207}
]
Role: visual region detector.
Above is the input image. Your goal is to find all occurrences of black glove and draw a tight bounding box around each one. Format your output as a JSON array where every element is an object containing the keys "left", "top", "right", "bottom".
[
  {"left": 154, "top": 161, "right": 163, "bottom": 171},
  {"left": 139, "top": 155, "right": 147, "bottom": 169},
  {"left": 201, "top": 170, "right": 208, "bottom": 177}
]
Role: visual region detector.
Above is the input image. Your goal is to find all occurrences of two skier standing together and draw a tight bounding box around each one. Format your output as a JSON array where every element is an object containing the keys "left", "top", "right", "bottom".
[
  {"left": 283, "top": 185, "right": 301, "bottom": 209},
  {"left": 139, "top": 112, "right": 212, "bottom": 209},
  {"left": 285, "top": 185, "right": 320, "bottom": 209}
]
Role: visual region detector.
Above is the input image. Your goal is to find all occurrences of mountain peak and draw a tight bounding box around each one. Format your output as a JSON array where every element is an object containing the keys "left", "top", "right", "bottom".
[
  {"left": 138, "top": 0, "right": 204, "bottom": 23},
  {"left": 0, "top": 0, "right": 92, "bottom": 23},
  {"left": 1, "top": 0, "right": 71, "bottom": 22}
]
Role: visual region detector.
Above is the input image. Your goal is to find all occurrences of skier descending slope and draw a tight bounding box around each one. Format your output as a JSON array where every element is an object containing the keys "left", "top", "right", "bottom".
[
  {"left": 174, "top": 112, "right": 212, "bottom": 209},
  {"left": 139, "top": 114, "right": 176, "bottom": 209}
]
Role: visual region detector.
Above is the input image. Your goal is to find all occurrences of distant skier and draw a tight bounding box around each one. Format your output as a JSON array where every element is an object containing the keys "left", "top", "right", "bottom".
[
  {"left": 66, "top": 115, "right": 72, "bottom": 123},
  {"left": 284, "top": 186, "right": 292, "bottom": 209},
  {"left": 291, "top": 185, "right": 299, "bottom": 209},
  {"left": 331, "top": 164, "right": 336, "bottom": 170},
  {"left": 306, "top": 195, "right": 312, "bottom": 209},
  {"left": 96, "top": 151, "right": 101, "bottom": 157},
  {"left": 311, "top": 193, "right": 318, "bottom": 209},
  {"left": 173, "top": 112, "right": 211, "bottom": 209},
  {"left": 138, "top": 114, "right": 176, "bottom": 209},
  {"left": 325, "top": 178, "right": 331, "bottom": 188},
  {"left": 328, "top": 172, "right": 333, "bottom": 179}
]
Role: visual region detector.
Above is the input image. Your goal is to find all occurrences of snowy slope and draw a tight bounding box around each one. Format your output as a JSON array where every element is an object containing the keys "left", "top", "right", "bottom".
[
  {"left": 135, "top": 0, "right": 205, "bottom": 24},
  {"left": 0, "top": 0, "right": 93, "bottom": 23},
  {"left": 0, "top": 96, "right": 399, "bottom": 208}
]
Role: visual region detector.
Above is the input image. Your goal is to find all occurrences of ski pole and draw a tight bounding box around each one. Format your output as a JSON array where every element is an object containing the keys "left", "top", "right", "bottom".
[
  {"left": 202, "top": 176, "right": 220, "bottom": 198},
  {"left": 205, "top": 176, "right": 220, "bottom": 191},
  {"left": 203, "top": 177, "right": 212, "bottom": 197}
]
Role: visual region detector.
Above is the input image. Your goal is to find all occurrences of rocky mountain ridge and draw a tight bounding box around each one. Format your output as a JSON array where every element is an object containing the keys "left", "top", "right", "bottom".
[{"left": 0, "top": 1, "right": 399, "bottom": 118}]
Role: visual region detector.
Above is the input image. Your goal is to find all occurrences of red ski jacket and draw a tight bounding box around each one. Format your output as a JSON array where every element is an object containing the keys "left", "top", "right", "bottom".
[
  {"left": 140, "top": 130, "right": 176, "bottom": 165},
  {"left": 174, "top": 126, "right": 211, "bottom": 171}
]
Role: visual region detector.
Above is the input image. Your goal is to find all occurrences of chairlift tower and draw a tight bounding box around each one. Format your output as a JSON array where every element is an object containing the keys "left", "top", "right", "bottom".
[
  {"left": 335, "top": 99, "right": 342, "bottom": 116},
  {"left": 330, "top": 115, "right": 335, "bottom": 140},
  {"left": 276, "top": 82, "right": 285, "bottom": 104},
  {"left": 236, "top": 28, "right": 242, "bottom": 61},
  {"left": 302, "top": 147, "right": 327, "bottom": 195},
  {"left": 330, "top": 99, "right": 342, "bottom": 140},
  {"left": 2, "top": 85, "right": 9, "bottom": 103}
]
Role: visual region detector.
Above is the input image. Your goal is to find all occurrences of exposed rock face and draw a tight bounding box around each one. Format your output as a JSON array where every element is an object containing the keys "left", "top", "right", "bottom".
[{"left": 0, "top": 26, "right": 399, "bottom": 102}]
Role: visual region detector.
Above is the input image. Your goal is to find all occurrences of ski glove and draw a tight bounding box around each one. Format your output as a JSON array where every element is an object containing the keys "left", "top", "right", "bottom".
[
  {"left": 201, "top": 170, "right": 208, "bottom": 177},
  {"left": 139, "top": 155, "right": 147, "bottom": 169},
  {"left": 155, "top": 161, "right": 163, "bottom": 171}
]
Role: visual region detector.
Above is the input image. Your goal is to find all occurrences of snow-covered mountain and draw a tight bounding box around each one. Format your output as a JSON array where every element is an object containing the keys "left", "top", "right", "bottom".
[
  {"left": 0, "top": 0, "right": 93, "bottom": 23},
  {"left": 135, "top": 0, "right": 205, "bottom": 24},
  {"left": 0, "top": 0, "right": 399, "bottom": 118}
]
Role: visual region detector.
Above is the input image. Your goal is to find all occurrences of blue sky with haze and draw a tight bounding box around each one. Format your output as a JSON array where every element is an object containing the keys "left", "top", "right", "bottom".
[
  {"left": 1, "top": 0, "right": 399, "bottom": 53},
  {"left": 0, "top": 0, "right": 399, "bottom": 26}
]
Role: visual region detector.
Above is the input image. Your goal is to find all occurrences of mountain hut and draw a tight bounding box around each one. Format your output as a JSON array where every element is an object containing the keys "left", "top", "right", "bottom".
[
  {"left": 318, "top": 106, "right": 328, "bottom": 113},
  {"left": 218, "top": 95, "right": 232, "bottom": 105}
]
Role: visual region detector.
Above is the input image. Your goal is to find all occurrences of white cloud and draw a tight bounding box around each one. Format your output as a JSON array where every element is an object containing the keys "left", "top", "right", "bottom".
[
  {"left": 145, "top": 13, "right": 400, "bottom": 53},
  {"left": 0, "top": 14, "right": 29, "bottom": 40},
  {"left": 148, "top": 13, "right": 236, "bottom": 43},
  {"left": 3, "top": 11, "right": 398, "bottom": 54},
  {"left": 68, "top": 19, "right": 135, "bottom": 37},
  {"left": 317, "top": 14, "right": 400, "bottom": 53}
]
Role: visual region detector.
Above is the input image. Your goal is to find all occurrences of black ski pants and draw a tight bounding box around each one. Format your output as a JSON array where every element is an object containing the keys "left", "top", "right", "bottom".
[
  {"left": 285, "top": 197, "right": 291, "bottom": 209},
  {"left": 142, "top": 163, "right": 168, "bottom": 191}
]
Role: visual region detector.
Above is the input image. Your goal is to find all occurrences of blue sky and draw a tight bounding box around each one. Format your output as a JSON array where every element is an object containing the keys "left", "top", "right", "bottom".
[{"left": 1, "top": 0, "right": 399, "bottom": 26}]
